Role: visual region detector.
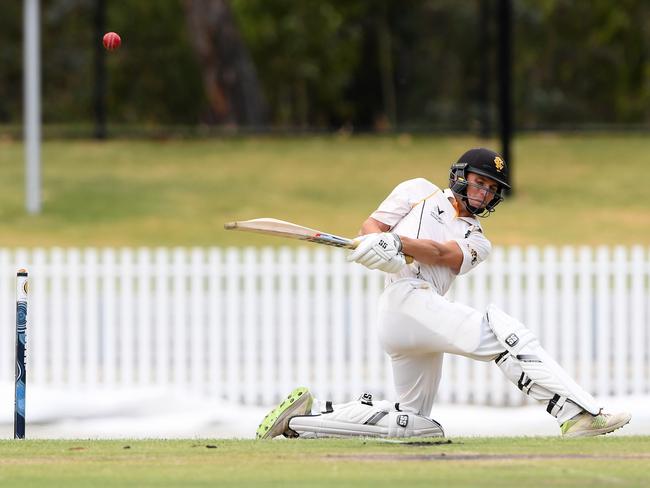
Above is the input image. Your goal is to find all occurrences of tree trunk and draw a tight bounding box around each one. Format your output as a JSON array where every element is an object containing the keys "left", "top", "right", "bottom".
[
  {"left": 182, "top": 0, "right": 267, "bottom": 127},
  {"left": 376, "top": 3, "right": 396, "bottom": 130}
]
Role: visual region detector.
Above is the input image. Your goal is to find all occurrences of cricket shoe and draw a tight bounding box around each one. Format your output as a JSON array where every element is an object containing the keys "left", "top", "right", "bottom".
[
  {"left": 256, "top": 387, "right": 314, "bottom": 439},
  {"left": 561, "top": 410, "right": 631, "bottom": 438}
]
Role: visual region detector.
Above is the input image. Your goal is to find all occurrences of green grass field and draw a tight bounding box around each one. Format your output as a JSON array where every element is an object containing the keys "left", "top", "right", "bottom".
[
  {"left": 0, "top": 437, "right": 648, "bottom": 487},
  {"left": 0, "top": 134, "right": 648, "bottom": 247}
]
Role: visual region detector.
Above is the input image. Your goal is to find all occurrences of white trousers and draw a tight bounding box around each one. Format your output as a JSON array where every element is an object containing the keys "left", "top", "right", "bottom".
[{"left": 377, "top": 278, "right": 582, "bottom": 424}]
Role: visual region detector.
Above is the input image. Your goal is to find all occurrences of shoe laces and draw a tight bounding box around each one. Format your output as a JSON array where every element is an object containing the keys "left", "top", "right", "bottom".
[{"left": 592, "top": 409, "right": 615, "bottom": 426}]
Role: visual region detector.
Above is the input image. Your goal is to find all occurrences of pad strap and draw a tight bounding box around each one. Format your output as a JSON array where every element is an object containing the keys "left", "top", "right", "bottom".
[{"left": 486, "top": 304, "right": 600, "bottom": 415}]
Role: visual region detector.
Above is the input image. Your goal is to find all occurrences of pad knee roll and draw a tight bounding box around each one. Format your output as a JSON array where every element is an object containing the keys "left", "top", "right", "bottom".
[{"left": 486, "top": 304, "right": 600, "bottom": 416}]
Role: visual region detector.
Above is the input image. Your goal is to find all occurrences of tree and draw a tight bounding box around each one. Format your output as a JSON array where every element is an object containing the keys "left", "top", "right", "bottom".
[{"left": 182, "top": 0, "right": 267, "bottom": 126}]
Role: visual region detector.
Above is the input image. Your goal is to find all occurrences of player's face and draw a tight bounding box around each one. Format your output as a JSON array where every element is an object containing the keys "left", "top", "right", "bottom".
[{"left": 465, "top": 172, "right": 500, "bottom": 209}]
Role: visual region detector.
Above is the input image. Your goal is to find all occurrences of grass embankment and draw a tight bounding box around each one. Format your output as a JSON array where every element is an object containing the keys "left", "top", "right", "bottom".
[
  {"left": 0, "top": 437, "right": 648, "bottom": 487},
  {"left": 0, "top": 134, "right": 648, "bottom": 247}
]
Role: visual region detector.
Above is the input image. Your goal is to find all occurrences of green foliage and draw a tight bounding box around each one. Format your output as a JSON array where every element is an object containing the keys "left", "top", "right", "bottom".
[
  {"left": 231, "top": 0, "right": 365, "bottom": 127},
  {"left": 0, "top": 0, "right": 204, "bottom": 125},
  {"left": 0, "top": 1, "right": 647, "bottom": 128},
  {"left": 106, "top": 0, "right": 204, "bottom": 124},
  {"left": 40, "top": 0, "right": 95, "bottom": 122},
  {"left": 516, "top": 0, "right": 650, "bottom": 126},
  {"left": 230, "top": 0, "right": 486, "bottom": 128},
  {"left": 0, "top": 2, "right": 22, "bottom": 123},
  {"left": 231, "top": 0, "right": 649, "bottom": 129}
]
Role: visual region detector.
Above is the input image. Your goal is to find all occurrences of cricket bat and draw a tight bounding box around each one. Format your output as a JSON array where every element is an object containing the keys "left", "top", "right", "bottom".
[{"left": 224, "top": 218, "right": 413, "bottom": 264}]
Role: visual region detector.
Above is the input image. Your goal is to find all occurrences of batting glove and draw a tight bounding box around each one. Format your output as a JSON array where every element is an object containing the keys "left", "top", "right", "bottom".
[{"left": 346, "top": 233, "right": 406, "bottom": 273}]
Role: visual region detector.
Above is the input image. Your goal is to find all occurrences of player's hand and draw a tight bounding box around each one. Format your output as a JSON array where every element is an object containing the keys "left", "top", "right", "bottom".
[{"left": 346, "top": 233, "right": 406, "bottom": 273}]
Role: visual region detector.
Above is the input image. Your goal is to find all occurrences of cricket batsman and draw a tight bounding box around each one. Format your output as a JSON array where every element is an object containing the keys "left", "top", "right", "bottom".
[{"left": 257, "top": 148, "right": 631, "bottom": 439}]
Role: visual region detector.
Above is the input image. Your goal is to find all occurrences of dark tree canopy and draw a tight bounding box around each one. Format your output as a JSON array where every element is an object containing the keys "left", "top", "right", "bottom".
[{"left": 0, "top": 0, "right": 647, "bottom": 132}]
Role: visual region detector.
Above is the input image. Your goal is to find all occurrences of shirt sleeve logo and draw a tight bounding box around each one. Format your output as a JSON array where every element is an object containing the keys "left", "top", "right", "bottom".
[
  {"left": 467, "top": 245, "right": 478, "bottom": 265},
  {"left": 464, "top": 224, "right": 483, "bottom": 238}
]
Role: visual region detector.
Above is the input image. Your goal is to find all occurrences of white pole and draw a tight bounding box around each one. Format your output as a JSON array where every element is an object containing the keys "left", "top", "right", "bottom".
[{"left": 24, "top": 0, "right": 42, "bottom": 214}]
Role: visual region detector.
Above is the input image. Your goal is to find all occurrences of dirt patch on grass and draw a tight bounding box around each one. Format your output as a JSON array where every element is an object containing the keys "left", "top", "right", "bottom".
[{"left": 325, "top": 453, "right": 650, "bottom": 462}]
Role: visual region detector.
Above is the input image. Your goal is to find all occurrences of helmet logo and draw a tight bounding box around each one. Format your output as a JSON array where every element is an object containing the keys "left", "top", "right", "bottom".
[{"left": 494, "top": 156, "right": 505, "bottom": 172}]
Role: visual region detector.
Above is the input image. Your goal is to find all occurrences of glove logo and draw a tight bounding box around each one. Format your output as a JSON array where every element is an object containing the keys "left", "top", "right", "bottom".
[
  {"left": 506, "top": 333, "right": 519, "bottom": 347},
  {"left": 397, "top": 414, "right": 409, "bottom": 428},
  {"left": 378, "top": 240, "right": 388, "bottom": 250}
]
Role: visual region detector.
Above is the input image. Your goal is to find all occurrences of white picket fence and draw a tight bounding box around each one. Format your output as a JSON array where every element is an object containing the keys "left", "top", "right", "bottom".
[{"left": 0, "top": 246, "right": 648, "bottom": 406}]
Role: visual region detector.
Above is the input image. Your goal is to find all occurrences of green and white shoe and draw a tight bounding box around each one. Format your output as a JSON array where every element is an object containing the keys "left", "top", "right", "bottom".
[
  {"left": 256, "top": 387, "right": 314, "bottom": 439},
  {"left": 561, "top": 410, "right": 631, "bottom": 438}
]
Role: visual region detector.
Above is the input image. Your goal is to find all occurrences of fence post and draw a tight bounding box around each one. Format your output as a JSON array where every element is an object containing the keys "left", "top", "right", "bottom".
[
  {"left": 225, "top": 248, "right": 241, "bottom": 403},
  {"left": 314, "top": 248, "right": 328, "bottom": 399},
  {"left": 101, "top": 248, "right": 117, "bottom": 387},
  {"left": 50, "top": 248, "right": 66, "bottom": 386},
  {"left": 191, "top": 247, "right": 206, "bottom": 395},
  {"left": 278, "top": 247, "right": 293, "bottom": 400},
  {"left": 242, "top": 247, "right": 258, "bottom": 404},
  {"left": 577, "top": 246, "right": 593, "bottom": 394},
  {"left": 172, "top": 248, "right": 188, "bottom": 389},
  {"left": 612, "top": 246, "right": 628, "bottom": 397},
  {"left": 154, "top": 248, "right": 170, "bottom": 386},
  {"left": 120, "top": 248, "right": 135, "bottom": 387},
  {"left": 331, "top": 249, "right": 346, "bottom": 401},
  {"left": 260, "top": 248, "right": 276, "bottom": 404},
  {"left": 630, "top": 246, "right": 646, "bottom": 395},
  {"left": 0, "top": 249, "right": 9, "bottom": 382},
  {"left": 542, "top": 247, "right": 559, "bottom": 362},
  {"left": 505, "top": 246, "right": 523, "bottom": 405},
  {"left": 207, "top": 247, "right": 223, "bottom": 399},
  {"left": 595, "top": 247, "right": 611, "bottom": 397},
  {"left": 137, "top": 248, "right": 152, "bottom": 386},
  {"left": 32, "top": 248, "right": 47, "bottom": 385},
  {"left": 560, "top": 246, "right": 576, "bottom": 380},
  {"left": 348, "top": 253, "right": 364, "bottom": 398},
  {"left": 67, "top": 248, "right": 82, "bottom": 388},
  {"left": 295, "top": 248, "right": 312, "bottom": 391}
]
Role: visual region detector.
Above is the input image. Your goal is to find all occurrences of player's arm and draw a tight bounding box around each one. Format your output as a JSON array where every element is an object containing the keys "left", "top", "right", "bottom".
[
  {"left": 359, "top": 217, "right": 391, "bottom": 235},
  {"left": 398, "top": 237, "right": 463, "bottom": 274},
  {"left": 361, "top": 178, "right": 433, "bottom": 235}
]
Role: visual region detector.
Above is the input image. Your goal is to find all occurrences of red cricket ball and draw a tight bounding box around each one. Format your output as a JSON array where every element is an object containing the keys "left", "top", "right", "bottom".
[{"left": 103, "top": 32, "right": 121, "bottom": 51}]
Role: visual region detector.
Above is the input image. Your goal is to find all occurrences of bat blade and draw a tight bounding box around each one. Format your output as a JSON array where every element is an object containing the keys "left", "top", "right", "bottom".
[
  {"left": 224, "top": 217, "right": 414, "bottom": 264},
  {"left": 224, "top": 218, "right": 355, "bottom": 249}
]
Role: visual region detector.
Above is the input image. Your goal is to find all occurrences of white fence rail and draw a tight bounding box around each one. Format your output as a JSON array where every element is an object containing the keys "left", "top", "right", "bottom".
[{"left": 0, "top": 246, "right": 648, "bottom": 406}]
